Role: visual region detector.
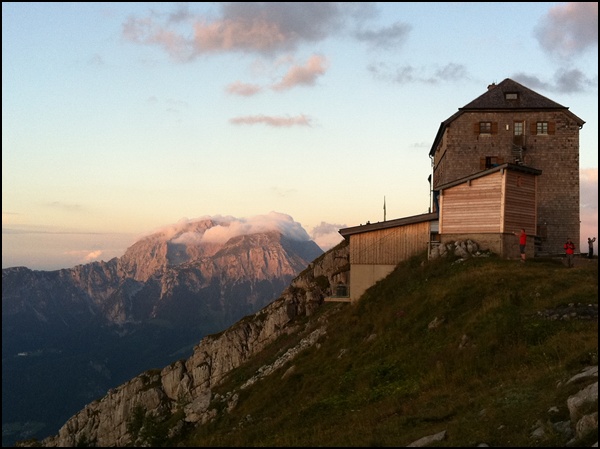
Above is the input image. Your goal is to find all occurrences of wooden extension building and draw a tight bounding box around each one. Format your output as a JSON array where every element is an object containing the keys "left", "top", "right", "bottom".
[
  {"left": 336, "top": 78, "right": 583, "bottom": 303},
  {"left": 338, "top": 163, "right": 540, "bottom": 302},
  {"left": 438, "top": 163, "right": 541, "bottom": 260},
  {"left": 339, "top": 213, "right": 438, "bottom": 302}
]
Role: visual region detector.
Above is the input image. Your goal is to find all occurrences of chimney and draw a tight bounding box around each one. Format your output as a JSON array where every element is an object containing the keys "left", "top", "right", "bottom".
[{"left": 487, "top": 83, "right": 496, "bottom": 90}]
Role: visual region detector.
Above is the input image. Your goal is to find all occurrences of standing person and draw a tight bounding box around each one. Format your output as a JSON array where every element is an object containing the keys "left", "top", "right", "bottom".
[
  {"left": 588, "top": 237, "right": 596, "bottom": 259},
  {"left": 564, "top": 237, "right": 576, "bottom": 268},
  {"left": 513, "top": 229, "right": 527, "bottom": 262}
]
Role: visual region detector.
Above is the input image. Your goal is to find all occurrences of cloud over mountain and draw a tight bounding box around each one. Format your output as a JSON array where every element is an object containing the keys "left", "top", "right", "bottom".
[{"left": 154, "top": 211, "right": 313, "bottom": 246}]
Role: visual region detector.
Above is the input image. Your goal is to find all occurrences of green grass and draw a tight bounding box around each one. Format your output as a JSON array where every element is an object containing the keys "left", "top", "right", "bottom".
[{"left": 174, "top": 255, "right": 599, "bottom": 446}]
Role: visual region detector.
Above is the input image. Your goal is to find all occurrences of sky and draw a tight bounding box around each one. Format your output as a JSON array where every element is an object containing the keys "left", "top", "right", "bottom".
[{"left": 2, "top": 2, "right": 598, "bottom": 271}]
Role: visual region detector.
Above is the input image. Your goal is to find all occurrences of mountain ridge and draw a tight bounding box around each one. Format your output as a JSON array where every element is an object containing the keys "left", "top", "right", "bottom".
[
  {"left": 2, "top": 217, "right": 323, "bottom": 446},
  {"left": 19, "top": 247, "right": 598, "bottom": 447}
]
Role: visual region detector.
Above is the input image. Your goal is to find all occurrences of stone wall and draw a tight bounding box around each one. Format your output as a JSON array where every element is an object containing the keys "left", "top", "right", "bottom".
[{"left": 434, "top": 110, "right": 579, "bottom": 255}]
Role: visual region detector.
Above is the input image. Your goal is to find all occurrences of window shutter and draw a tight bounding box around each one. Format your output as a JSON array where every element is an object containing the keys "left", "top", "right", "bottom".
[
  {"left": 491, "top": 122, "right": 498, "bottom": 134},
  {"left": 530, "top": 122, "right": 537, "bottom": 134},
  {"left": 474, "top": 122, "right": 480, "bottom": 134},
  {"left": 548, "top": 122, "right": 556, "bottom": 135},
  {"left": 480, "top": 157, "right": 486, "bottom": 170}
]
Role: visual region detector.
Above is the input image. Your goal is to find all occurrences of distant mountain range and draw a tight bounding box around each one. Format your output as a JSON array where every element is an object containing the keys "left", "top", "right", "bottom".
[
  {"left": 19, "top": 245, "right": 598, "bottom": 448},
  {"left": 1, "top": 217, "right": 323, "bottom": 446}
]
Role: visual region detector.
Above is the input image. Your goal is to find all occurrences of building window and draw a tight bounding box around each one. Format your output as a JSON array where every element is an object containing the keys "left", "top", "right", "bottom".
[
  {"left": 480, "top": 156, "right": 504, "bottom": 170},
  {"left": 513, "top": 121, "right": 525, "bottom": 147},
  {"left": 475, "top": 121, "right": 497, "bottom": 135},
  {"left": 514, "top": 121, "right": 524, "bottom": 136},
  {"left": 486, "top": 156, "right": 499, "bottom": 168},
  {"left": 536, "top": 122, "right": 549, "bottom": 135},
  {"left": 505, "top": 92, "right": 518, "bottom": 100}
]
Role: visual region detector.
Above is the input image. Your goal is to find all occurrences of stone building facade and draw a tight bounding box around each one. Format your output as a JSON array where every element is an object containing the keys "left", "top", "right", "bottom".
[{"left": 429, "top": 78, "right": 585, "bottom": 255}]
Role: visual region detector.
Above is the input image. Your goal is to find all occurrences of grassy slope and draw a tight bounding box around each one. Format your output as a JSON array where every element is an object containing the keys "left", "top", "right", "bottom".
[{"left": 183, "top": 254, "right": 598, "bottom": 447}]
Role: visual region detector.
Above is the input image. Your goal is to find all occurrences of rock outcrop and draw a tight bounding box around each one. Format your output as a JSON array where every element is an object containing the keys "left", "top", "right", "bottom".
[
  {"left": 38, "top": 243, "right": 350, "bottom": 447},
  {"left": 2, "top": 216, "right": 325, "bottom": 446}
]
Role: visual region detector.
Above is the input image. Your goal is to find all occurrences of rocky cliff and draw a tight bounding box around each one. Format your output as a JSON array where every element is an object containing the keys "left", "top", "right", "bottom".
[
  {"left": 30, "top": 246, "right": 598, "bottom": 448},
  {"left": 37, "top": 241, "right": 350, "bottom": 447},
  {"left": 2, "top": 215, "right": 324, "bottom": 446}
]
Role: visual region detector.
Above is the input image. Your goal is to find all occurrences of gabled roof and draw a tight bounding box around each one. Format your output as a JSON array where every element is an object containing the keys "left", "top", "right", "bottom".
[
  {"left": 463, "top": 78, "right": 566, "bottom": 110},
  {"left": 339, "top": 212, "right": 438, "bottom": 238},
  {"left": 428, "top": 78, "right": 585, "bottom": 157}
]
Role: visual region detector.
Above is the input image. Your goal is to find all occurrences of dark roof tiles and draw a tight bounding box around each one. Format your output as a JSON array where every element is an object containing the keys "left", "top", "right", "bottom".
[
  {"left": 428, "top": 78, "right": 585, "bottom": 156},
  {"left": 461, "top": 78, "right": 566, "bottom": 110}
]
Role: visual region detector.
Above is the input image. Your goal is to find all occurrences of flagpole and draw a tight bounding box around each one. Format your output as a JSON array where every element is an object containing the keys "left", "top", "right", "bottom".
[{"left": 383, "top": 196, "right": 386, "bottom": 221}]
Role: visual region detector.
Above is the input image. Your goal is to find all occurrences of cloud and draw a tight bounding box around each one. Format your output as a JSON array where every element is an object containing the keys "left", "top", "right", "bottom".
[
  {"left": 226, "top": 81, "right": 263, "bottom": 96},
  {"left": 434, "top": 63, "right": 468, "bottom": 82},
  {"left": 227, "top": 54, "right": 328, "bottom": 96},
  {"left": 354, "top": 21, "right": 411, "bottom": 50},
  {"left": 168, "top": 212, "right": 312, "bottom": 246},
  {"left": 83, "top": 250, "right": 103, "bottom": 262},
  {"left": 552, "top": 69, "right": 598, "bottom": 93},
  {"left": 310, "top": 221, "right": 346, "bottom": 251},
  {"left": 167, "top": 3, "right": 193, "bottom": 24},
  {"left": 122, "top": 16, "right": 191, "bottom": 61},
  {"left": 367, "top": 62, "right": 468, "bottom": 85},
  {"left": 534, "top": 2, "right": 598, "bottom": 60},
  {"left": 512, "top": 70, "right": 597, "bottom": 94},
  {"left": 271, "top": 54, "right": 328, "bottom": 91},
  {"left": 191, "top": 16, "right": 287, "bottom": 54},
  {"left": 63, "top": 249, "right": 106, "bottom": 265},
  {"left": 122, "top": 3, "right": 373, "bottom": 60},
  {"left": 192, "top": 2, "right": 358, "bottom": 55},
  {"left": 229, "top": 114, "right": 312, "bottom": 127}
]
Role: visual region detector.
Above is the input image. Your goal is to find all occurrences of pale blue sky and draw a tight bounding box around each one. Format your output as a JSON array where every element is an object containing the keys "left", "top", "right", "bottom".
[{"left": 2, "top": 2, "right": 598, "bottom": 270}]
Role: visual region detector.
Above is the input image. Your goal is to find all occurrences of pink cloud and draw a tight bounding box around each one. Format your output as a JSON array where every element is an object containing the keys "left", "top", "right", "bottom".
[
  {"left": 121, "top": 4, "right": 372, "bottom": 59},
  {"left": 192, "top": 18, "right": 287, "bottom": 54},
  {"left": 161, "top": 212, "right": 312, "bottom": 246},
  {"left": 226, "top": 81, "right": 263, "bottom": 96},
  {"left": 83, "top": 250, "right": 103, "bottom": 262},
  {"left": 535, "top": 2, "right": 598, "bottom": 59},
  {"left": 272, "top": 55, "right": 328, "bottom": 91}
]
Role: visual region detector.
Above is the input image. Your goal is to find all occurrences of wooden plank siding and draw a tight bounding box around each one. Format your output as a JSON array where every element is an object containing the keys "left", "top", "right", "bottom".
[
  {"left": 337, "top": 163, "right": 540, "bottom": 303},
  {"left": 349, "top": 221, "right": 430, "bottom": 265},
  {"left": 439, "top": 171, "right": 503, "bottom": 234},
  {"left": 502, "top": 170, "right": 537, "bottom": 235},
  {"left": 439, "top": 167, "right": 538, "bottom": 237}
]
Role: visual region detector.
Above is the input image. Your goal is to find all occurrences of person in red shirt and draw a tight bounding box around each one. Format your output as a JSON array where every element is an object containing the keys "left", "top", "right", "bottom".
[
  {"left": 513, "top": 228, "right": 527, "bottom": 263},
  {"left": 564, "top": 237, "right": 576, "bottom": 268}
]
